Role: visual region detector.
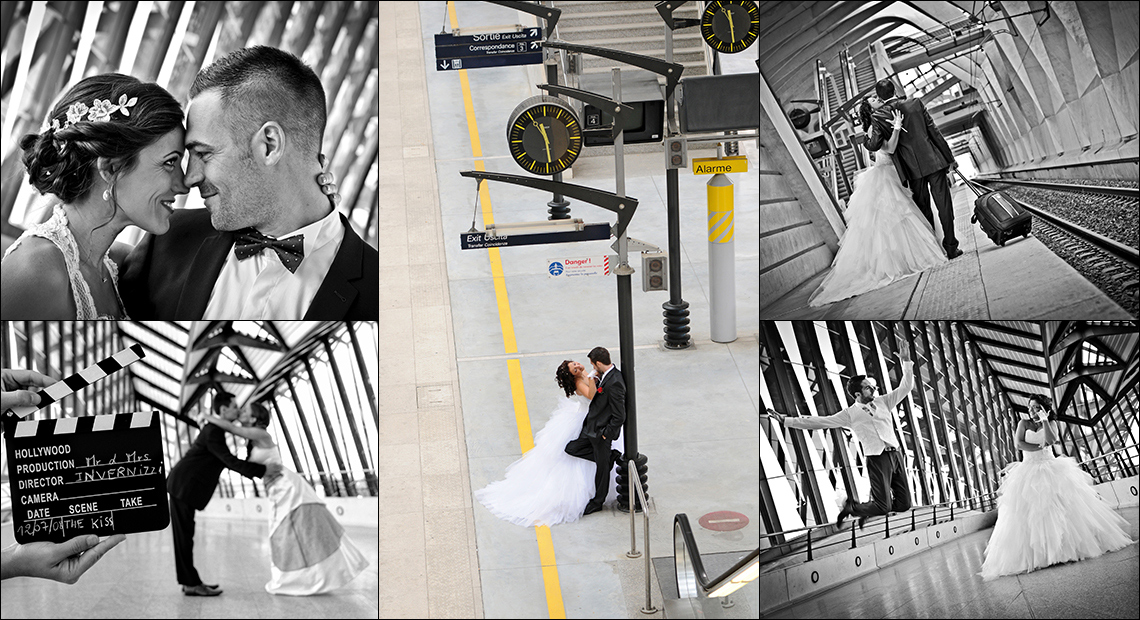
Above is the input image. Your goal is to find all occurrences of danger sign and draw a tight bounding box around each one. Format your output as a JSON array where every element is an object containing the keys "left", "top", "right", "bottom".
[{"left": 547, "top": 256, "right": 611, "bottom": 278}]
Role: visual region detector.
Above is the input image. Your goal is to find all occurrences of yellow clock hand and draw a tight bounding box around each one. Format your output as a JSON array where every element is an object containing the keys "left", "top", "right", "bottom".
[
  {"left": 534, "top": 121, "right": 552, "bottom": 162},
  {"left": 724, "top": 8, "right": 735, "bottom": 42}
]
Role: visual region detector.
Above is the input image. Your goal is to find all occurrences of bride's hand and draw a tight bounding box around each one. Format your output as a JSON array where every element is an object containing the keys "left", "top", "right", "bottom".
[
  {"left": 891, "top": 110, "right": 903, "bottom": 129},
  {"left": 317, "top": 154, "right": 340, "bottom": 208}
]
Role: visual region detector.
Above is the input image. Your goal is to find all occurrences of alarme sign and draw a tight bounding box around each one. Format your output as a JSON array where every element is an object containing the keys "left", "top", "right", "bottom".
[{"left": 547, "top": 256, "right": 611, "bottom": 278}]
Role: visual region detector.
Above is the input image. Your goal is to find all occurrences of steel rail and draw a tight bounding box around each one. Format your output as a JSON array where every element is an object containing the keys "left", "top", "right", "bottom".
[{"left": 974, "top": 179, "right": 1139, "bottom": 267}]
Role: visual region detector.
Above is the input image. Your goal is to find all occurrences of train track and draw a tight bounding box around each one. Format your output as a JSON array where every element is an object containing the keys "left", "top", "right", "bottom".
[{"left": 977, "top": 179, "right": 1138, "bottom": 317}]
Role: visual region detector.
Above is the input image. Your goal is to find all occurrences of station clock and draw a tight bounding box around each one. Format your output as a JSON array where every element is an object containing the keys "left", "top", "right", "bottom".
[
  {"left": 507, "top": 95, "right": 583, "bottom": 175},
  {"left": 700, "top": 0, "right": 760, "bottom": 54}
]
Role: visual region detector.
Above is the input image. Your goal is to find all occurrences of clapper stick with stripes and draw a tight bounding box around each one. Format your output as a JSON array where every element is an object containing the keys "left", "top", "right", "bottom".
[
  {"left": 2, "top": 344, "right": 170, "bottom": 544},
  {"left": 3, "top": 344, "right": 145, "bottom": 419}
]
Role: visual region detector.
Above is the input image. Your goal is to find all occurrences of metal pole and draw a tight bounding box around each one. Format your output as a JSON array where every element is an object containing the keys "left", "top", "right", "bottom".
[
  {"left": 611, "top": 66, "right": 641, "bottom": 513},
  {"left": 545, "top": 11, "right": 570, "bottom": 219},
  {"left": 662, "top": 17, "right": 690, "bottom": 349}
]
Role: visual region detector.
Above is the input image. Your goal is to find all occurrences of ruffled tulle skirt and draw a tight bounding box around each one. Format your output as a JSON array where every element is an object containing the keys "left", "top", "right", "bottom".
[
  {"left": 979, "top": 449, "right": 1133, "bottom": 581},
  {"left": 475, "top": 395, "right": 621, "bottom": 527},
  {"left": 809, "top": 160, "right": 948, "bottom": 307}
]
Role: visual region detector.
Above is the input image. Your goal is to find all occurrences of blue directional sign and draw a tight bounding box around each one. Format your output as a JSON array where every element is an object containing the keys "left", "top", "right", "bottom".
[
  {"left": 460, "top": 223, "right": 611, "bottom": 250},
  {"left": 435, "top": 28, "right": 544, "bottom": 71}
]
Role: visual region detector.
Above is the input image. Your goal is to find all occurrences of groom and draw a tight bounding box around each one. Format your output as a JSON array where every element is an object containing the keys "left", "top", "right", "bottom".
[
  {"left": 167, "top": 391, "right": 281, "bottom": 596},
  {"left": 866, "top": 79, "right": 963, "bottom": 259},
  {"left": 119, "top": 45, "right": 379, "bottom": 319},
  {"left": 770, "top": 354, "right": 915, "bottom": 529},
  {"left": 565, "top": 347, "right": 626, "bottom": 515}
]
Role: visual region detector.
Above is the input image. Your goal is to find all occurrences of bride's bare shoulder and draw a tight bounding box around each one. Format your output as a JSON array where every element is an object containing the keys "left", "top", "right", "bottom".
[{"left": 1, "top": 238, "right": 74, "bottom": 318}]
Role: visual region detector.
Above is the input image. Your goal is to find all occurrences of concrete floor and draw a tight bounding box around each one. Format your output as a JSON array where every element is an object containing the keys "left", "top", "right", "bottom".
[
  {"left": 763, "top": 506, "right": 1140, "bottom": 619},
  {"left": 0, "top": 518, "right": 379, "bottom": 619},
  {"left": 760, "top": 184, "right": 1133, "bottom": 319},
  {"left": 380, "top": 1, "right": 761, "bottom": 618}
]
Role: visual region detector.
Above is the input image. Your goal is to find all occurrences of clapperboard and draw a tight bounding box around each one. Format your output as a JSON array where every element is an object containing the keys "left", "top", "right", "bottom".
[{"left": 2, "top": 344, "right": 170, "bottom": 543}]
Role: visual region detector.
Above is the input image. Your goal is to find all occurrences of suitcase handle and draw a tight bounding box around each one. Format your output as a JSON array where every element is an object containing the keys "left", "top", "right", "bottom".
[{"left": 953, "top": 168, "right": 987, "bottom": 197}]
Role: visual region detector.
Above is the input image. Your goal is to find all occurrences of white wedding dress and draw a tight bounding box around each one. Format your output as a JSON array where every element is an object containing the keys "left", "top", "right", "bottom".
[
  {"left": 809, "top": 151, "right": 948, "bottom": 307},
  {"left": 2, "top": 205, "right": 125, "bottom": 319},
  {"left": 979, "top": 429, "right": 1133, "bottom": 581},
  {"left": 475, "top": 392, "right": 623, "bottom": 527},
  {"left": 249, "top": 445, "right": 369, "bottom": 595}
]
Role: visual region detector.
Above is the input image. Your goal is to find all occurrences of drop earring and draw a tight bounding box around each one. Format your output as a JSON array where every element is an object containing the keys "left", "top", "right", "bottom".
[{"left": 102, "top": 187, "right": 111, "bottom": 201}]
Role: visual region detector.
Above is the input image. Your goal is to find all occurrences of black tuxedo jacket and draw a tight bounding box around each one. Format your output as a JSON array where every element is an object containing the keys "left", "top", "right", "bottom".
[
  {"left": 118, "top": 209, "right": 379, "bottom": 320},
  {"left": 866, "top": 98, "right": 954, "bottom": 187},
  {"left": 167, "top": 423, "right": 265, "bottom": 511},
  {"left": 582, "top": 367, "right": 627, "bottom": 441}
]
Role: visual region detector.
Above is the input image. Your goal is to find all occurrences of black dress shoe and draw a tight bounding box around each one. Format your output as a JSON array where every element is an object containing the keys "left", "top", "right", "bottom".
[
  {"left": 182, "top": 584, "right": 222, "bottom": 596},
  {"left": 583, "top": 502, "right": 604, "bottom": 515},
  {"left": 947, "top": 247, "right": 963, "bottom": 259},
  {"left": 835, "top": 498, "right": 853, "bottom": 527},
  {"left": 202, "top": 583, "right": 219, "bottom": 590}
]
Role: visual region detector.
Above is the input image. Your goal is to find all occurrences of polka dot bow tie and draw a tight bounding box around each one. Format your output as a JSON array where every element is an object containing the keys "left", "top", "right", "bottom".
[{"left": 233, "top": 229, "right": 305, "bottom": 273}]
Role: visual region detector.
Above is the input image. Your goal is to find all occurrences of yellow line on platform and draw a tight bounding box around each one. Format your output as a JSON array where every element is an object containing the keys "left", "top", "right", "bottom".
[{"left": 448, "top": 3, "right": 564, "bottom": 618}]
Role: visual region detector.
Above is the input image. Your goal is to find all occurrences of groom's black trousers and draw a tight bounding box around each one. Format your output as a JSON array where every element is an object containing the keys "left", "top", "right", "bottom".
[
  {"left": 911, "top": 168, "right": 958, "bottom": 253},
  {"left": 851, "top": 448, "right": 912, "bottom": 518},
  {"left": 566, "top": 435, "right": 612, "bottom": 505},
  {"left": 169, "top": 495, "right": 202, "bottom": 586}
]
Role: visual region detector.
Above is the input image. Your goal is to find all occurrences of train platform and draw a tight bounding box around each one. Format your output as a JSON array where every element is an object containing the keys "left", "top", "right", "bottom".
[
  {"left": 760, "top": 183, "right": 1134, "bottom": 320},
  {"left": 380, "top": 2, "right": 761, "bottom": 618},
  {"left": 762, "top": 505, "right": 1139, "bottom": 619}
]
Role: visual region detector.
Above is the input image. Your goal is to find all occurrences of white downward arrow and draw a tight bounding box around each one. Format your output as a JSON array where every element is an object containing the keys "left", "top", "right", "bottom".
[{"left": 440, "top": 60, "right": 449, "bottom": 69}]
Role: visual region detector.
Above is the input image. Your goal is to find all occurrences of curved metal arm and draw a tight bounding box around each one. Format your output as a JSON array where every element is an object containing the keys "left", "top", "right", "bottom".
[
  {"left": 541, "top": 39, "right": 684, "bottom": 100},
  {"left": 459, "top": 170, "right": 639, "bottom": 239},
  {"left": 485, "top": 0, "right": 560, "bottom": 34},
  {"left": 537, "top": 83, "right": 637, "bottom": 138}
]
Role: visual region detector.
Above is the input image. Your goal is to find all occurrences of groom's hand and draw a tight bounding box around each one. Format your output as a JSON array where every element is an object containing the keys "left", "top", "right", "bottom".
[{"left": 262, "top": 462, "right": 283, "bottom": 484}]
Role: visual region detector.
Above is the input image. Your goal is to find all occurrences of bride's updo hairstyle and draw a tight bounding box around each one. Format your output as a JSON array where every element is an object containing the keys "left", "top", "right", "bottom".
[
  {"left": 858, "top": 98, "right": 874, "bottom": 133},
  {"left": 245, "top": 401, "right": 273, "bottom": 460},
  {"left": 20, "top": 73, "right": 183, "bottom": 206},
  {"left": 1027, "top": 393, "right": 1056, "bottom": 421},
  {"left": 556, "top": 360, "right": 576, "bottom": 398}
]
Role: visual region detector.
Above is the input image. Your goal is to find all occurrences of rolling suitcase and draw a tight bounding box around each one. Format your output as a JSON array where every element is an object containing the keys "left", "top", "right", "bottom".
[{"left": 957, "top": 170, "right": 1032, "bottom": 246}]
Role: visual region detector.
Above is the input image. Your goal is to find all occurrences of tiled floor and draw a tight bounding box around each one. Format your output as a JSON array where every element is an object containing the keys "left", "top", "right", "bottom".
[
  {"left": 764, "top": 506, "right": 1140, "bottom": 619},
  {"left": 0, "top": 518, "right": 378, "bottom": 618}
]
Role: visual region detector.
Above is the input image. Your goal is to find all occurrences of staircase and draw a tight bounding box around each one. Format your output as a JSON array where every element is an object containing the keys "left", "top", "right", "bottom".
[{"left": 552, "top": 1, "right": 712, "bottom": 158}]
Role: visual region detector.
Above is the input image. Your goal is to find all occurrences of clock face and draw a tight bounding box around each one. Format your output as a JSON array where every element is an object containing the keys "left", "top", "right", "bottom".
[
  {"left": 507, "top": 96, "right": 583, "bottom": 175},
  {"left": 701, "top": 0, "right": 760, "bottom": 54}
]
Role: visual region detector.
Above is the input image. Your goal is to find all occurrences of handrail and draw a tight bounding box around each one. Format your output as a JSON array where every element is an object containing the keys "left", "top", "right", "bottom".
[
  {"left": 625, "top": 459, "right": 658, "bottom": 614},
  {"left": 674, "top": 514, "right": 760, "bottom": 598}
]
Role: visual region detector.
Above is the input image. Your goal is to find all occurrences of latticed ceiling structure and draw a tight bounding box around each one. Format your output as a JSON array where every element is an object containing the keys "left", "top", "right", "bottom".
[
  {"left": 1, "top": 320, "right": 379, "bottom": 498},
  {"left": 962, "top": 321, "right": 1139, "bottom": 423},
  {"left": 0, "top": 1, "right": 380, "bottom": 247}
]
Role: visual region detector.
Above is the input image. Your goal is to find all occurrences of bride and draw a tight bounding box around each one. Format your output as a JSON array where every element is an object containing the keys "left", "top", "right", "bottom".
[
  {"left": 979, "top": 394, "right": 1133, "bottom": 580},
  {"left": 475, "top": 360, "right": 623, "bottom": 527},
  {"left": 0, "top": 73, "right": 336, "bottom": 319},
  {"left": 808, "top": 97, "right": 947, "bottom": 307},
  {"left": 198, "top": 402, "right": 368, "bottom": 595}
]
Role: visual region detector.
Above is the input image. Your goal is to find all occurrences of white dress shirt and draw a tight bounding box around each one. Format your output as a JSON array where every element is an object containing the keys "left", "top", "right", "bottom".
[
  {"left": 598, "top": 364, "right": 615, "bottom": 386},
  {"left": 783, "top": 364, "right": 915, "bottom": 456},
  {"left": 203, "top": 209, "right": 345, "bottom": 319}
]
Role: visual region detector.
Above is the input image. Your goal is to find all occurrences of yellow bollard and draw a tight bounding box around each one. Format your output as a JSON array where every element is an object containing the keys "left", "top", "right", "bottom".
[{"left": 707, "top": 173, "right": 735, "bottom": 342}]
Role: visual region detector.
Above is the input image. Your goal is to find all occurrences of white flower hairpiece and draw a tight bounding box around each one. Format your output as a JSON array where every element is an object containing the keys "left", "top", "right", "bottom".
[{"left": 43, "top": 94, "right": 138, "bottom": 132}]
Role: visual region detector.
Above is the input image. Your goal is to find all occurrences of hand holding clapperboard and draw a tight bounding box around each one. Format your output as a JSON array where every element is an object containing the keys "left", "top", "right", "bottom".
[{"left": 2, "top": 344, "right": 170, "bottom": 544}]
